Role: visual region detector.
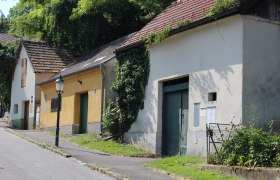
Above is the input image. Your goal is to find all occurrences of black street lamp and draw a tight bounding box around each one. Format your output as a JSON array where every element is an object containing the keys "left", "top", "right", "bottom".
[{"left": 55, "top": 75, "right": 64, "bottom": 147}]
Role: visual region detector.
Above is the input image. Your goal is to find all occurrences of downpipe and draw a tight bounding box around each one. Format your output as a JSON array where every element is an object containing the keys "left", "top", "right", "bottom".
[{"left": 99, "top": 64, "right": 105, "bottom": 135}]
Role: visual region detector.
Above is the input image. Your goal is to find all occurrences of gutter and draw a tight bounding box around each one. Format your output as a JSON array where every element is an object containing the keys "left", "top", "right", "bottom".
[{"left": 99, "top": 63, "right": 105, "bottom": 135}]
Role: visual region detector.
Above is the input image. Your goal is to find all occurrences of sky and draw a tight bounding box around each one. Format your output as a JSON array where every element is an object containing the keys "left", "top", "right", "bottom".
[{"left": 0, "top": 0, "right": 19, "bottom": 17}]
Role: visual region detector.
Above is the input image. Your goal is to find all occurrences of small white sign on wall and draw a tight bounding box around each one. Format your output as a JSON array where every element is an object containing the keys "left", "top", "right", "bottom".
[
  {"left": 207, "top": 107, "right": 216, "bottom": 124},
  {"left": 200, "top": 108, "right": 206, "bottom": 117}
]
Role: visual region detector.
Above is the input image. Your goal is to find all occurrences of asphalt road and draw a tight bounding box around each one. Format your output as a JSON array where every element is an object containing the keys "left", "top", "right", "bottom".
[{"left": 0, "top": 128, "right": 113, "bottom": 180}]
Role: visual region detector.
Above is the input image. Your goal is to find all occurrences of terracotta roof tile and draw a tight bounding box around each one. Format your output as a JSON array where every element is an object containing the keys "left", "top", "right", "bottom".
[
  {"left": 22, "top": 40, "right": 75, "bottom": 73},
  {"left": 118, "top": 0, "right": 217, "bottom": 50},
  {"left": 0, "top": 33, "right": 17, "bottom": 42}
]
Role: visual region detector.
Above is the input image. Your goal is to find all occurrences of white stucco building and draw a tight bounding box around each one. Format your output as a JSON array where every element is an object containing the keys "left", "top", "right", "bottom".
[
  {"left": 117, "top": 0, "right": 280, "bottom": 156},
  {"left": 10, "top": 40, "right": 74, "bottom": 129}
]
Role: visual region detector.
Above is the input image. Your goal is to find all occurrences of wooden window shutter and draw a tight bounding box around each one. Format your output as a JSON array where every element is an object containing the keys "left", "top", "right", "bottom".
[{"left": 21, "top": 58, "right": 27, "bottom": 87}]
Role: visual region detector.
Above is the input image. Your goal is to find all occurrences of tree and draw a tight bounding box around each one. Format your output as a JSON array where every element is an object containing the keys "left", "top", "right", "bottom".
[
  {"left": 8, "top": 0, "right": 173, "bottom": 54},
  {"left": 0, "top": 41, "right": 18, "bottom": 112},
  {"left": 0, "top": 10, "right": 9, "bottom": 33},
  {"left": 129, "top": 0, "right": 172, "bottom": 20}
]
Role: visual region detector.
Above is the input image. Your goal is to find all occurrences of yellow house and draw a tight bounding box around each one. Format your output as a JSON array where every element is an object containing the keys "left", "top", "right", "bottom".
[{"left": 38, "top": 36, "right": 129, "bottom": 134}]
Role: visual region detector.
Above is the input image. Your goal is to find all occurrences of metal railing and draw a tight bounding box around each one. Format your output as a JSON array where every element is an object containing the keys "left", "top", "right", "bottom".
[{"left": 206, "top": 123, "right": 239, "bottom": 163}]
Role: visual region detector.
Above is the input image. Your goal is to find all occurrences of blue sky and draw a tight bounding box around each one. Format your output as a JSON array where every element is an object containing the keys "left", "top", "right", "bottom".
[{"left": 0, "top": 0, "right": 19, "bottom": 17}]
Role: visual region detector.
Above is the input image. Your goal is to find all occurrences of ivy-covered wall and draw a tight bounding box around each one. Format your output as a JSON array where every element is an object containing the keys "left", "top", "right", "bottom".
[{"left": 103, "top": 46, "right": 150, "bottom": 136}]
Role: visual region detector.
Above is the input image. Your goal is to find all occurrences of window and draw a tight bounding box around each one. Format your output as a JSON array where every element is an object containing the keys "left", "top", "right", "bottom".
[
  {"left": 21, "top": 58, "right": 27, "bottom": 88},
  {"left": 208, "top": 92, "right": 217, "bottom": 101},
  {"left": 51, "top": 98, "right": 59, "bottom": 112},
  {"left": 14, "top": 104, "right": 18, "bottom": 114},
  {"left": 193, "top": 103, "right": 200, "bottom": 127}
]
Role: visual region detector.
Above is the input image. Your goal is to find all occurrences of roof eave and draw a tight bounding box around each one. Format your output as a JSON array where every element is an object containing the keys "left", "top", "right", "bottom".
[
  {"left": 171, "top": 7, "right": 240, "bottom": 38},
  {"left": 116, "top": 6, "right": 248, "bottom": 54},
  {"left": 37, "top": 56, "right": 115, "bottom": 86}
]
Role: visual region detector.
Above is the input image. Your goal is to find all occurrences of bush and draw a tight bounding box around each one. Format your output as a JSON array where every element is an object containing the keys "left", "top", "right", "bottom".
[
  {"left": 102, "top": 100, "right": 120, "bottom": 135},
  {"left": 217, "top": 127, "right": 280, "bottom": 167}
]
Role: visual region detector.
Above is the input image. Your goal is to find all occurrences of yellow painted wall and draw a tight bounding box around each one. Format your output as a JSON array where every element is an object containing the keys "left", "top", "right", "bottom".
[{"left": 39, "top": 68, "right": 106, "bottom": 128}]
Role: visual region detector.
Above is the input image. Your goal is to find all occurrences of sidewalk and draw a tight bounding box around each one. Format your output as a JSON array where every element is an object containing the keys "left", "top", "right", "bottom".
[{"left": 0, "top": 119, "right": 174, "bottom": 180}]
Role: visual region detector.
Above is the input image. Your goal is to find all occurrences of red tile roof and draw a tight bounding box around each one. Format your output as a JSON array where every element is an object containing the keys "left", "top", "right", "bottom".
[
  {"left": 22, "top": 40, "right": 75, "bottom": 73},
  {"left": 118, "top": 0, "right": 216, "bottom": 51}
]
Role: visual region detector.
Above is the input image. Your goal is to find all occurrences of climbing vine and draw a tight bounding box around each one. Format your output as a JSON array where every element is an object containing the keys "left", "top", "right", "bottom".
[
  {"left": 142, "top": 26, "right": 172, "bottom": 49},
  {"left": 103, "top": 46, "right": 150, "bottom": 137},
  {"left": 206, "top": 0, "right": 243, "bottom": 17},
  {"left": 176, "top": 19, "right": 192, "bottom": 28}
]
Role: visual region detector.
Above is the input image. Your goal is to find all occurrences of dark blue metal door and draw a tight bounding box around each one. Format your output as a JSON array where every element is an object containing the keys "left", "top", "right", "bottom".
[
  {"left": 162, "top": 81, "right": 189, "bottom": 156},
  {"left": 163, "top": 91, "right": 181, "bottom": 156},
  {"left": 80, "top": 93, "right": 88, "bottom": 134}
]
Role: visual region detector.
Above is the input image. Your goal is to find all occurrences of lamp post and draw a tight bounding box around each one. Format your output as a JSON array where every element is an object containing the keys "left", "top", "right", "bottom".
[{"left": 55, "top": 75, "right": 64, "bottom": 147}]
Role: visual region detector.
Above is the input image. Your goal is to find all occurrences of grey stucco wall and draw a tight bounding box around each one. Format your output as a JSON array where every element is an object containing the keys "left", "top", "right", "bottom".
[
  {"left": 104, "top": 58, "right": 117, "bottom": 105},
  {"left": 243, "top": 16, "right": 280, "bottom": 130}
]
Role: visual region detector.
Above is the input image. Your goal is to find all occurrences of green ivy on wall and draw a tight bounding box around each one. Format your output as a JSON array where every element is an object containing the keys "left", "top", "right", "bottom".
[{"left": 103, "top": 46, "right": 150, "bottom": 137}]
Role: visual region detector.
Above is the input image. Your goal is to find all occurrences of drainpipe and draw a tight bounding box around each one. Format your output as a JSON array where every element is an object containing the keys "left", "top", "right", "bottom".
[{"left": 99, "top": 63, "right": 105, "bottom": 135}]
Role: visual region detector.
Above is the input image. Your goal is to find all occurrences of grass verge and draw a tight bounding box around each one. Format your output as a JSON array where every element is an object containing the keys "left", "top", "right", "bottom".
[
  {"left": 146, "top": 156, "right": 239, "bottom": 180},
  {"left": 70, "top": 134, "right": 153, "bottom": 157}
]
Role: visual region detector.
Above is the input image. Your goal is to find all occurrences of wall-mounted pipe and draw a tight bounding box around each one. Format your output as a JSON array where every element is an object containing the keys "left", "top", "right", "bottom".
[{"left": 99, "top": 63, "right": 105, "bottom": 135}]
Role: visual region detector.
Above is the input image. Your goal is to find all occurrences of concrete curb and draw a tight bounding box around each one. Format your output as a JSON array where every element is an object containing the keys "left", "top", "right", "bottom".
[
  {"left": 69, "top": 157, "right": 126, "bottom": 180},
  {"left": 3, "top": 128, "right": 72, "bottom": 158},
  {"left": 2, "top": 127, "right": 125, "bottom": 180}
]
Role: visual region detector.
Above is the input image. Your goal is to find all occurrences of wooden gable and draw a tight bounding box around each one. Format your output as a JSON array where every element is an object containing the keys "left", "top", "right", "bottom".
[{"left": 247, "top": 0, "right": 280, "bottom": 22}]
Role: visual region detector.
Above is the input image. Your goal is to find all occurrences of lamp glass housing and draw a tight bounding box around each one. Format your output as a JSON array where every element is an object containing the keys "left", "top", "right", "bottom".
[{"left": 55, "top": 76, "right": 64, "bottom": 94}]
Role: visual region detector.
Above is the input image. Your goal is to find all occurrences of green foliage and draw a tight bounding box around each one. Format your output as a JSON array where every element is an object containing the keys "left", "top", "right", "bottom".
[
  {"left": 8, "top": 0, "right": 46, "bottom": 39},
  {"left": 103, "top": 46, "right": 149, "bottom": 136},
  {"left": 143, "top": 27, "right": 172, "bottom": 48},
  {"left": 70, "top": 134, "right": 152, "bottom": 157},
  {"left": 102, "top": 100, "right": 120, "bottom": 135},
  {"left": 147, "top": 156, "right": 238, "bottom": 180},
  {"left": 206, "top": 0, "right": 242, "bottom": 17},
  {"left": 176, "top": 19, "right": 192, "bottom": 28},
  {"left": 8, "top": 0, "right": 172, "bottom": 54},
  {"left": 0, "top": 41, "right": 19, "bottom": 112},
  {"left": 129, "top": 0, "right": 172, "bottom": 21},
  {"left": 216, "top": 127, "right": 280, "bottom": 167}
]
